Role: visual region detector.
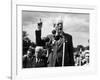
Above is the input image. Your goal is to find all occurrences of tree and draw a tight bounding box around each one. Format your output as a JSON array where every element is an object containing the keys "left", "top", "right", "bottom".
[{"left": 23, "top": 31, "right": 31, "bottom": 55}]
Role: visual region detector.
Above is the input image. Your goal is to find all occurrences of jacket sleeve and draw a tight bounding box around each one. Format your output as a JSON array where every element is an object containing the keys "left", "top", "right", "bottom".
[
  {"left": 35, "top": 30, "right": 42, "bottom": 46},
  {"left": 68, "top": 35, "right": 75, "bottom": 66},
  {"left": 35, "top": 30, "right": 50, "bottom": 47}
]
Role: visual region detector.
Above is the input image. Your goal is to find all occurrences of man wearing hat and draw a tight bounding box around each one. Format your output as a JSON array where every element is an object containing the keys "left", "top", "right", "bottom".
[{"left": 35, "top": 19, "right": 75, "bottom": 66}]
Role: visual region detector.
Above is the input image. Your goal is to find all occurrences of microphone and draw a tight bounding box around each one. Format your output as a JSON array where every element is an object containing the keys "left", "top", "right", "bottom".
[
  {"left": 52, "top": 29, "right": 56, "bottom": 35},
  {"left": 52, "top": 29, "right": 63, "bottom": 41}
]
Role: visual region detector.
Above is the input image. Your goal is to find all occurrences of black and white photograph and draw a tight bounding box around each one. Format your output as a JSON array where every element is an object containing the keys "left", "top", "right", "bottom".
[
  {"left": 11, "top": 2, "right": 97, "bottom": 79},
  {"left": 0, "top": 0, "right": 99, "bottom": 80},
  {"left": 22, "top": 11, "right": 90, "bottom": 68}
]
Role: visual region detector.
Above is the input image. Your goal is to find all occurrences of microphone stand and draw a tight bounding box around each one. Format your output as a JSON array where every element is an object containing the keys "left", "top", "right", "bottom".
[{"left": 62, "top": 36, "right": 65, "bottom": 67}]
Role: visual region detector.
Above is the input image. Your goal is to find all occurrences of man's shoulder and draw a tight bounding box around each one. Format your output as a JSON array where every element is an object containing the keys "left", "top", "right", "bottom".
[
  {"left": 63, "top": 32, "right": 72, "bottom": 38},
  {"left": 42, "top": 34, "right": 53, "bottom": 42}
]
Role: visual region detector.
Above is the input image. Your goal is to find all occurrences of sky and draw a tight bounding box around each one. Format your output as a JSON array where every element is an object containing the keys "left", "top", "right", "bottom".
[{"left": 22, "top": 10, "right": 89, "bottom": 47}]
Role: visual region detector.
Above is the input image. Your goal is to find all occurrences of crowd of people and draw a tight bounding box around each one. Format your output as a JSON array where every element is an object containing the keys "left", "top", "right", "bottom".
[
  {"left": 74, "top": 46, "right": 89, "bottom": 66},
  {"left": 22, "top": 19, "right": 89, "bottom": 68}
]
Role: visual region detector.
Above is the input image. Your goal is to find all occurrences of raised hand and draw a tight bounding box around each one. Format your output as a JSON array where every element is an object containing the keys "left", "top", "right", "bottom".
[{"left": 37, "top": 18, "right": 42, "bottom": 30}]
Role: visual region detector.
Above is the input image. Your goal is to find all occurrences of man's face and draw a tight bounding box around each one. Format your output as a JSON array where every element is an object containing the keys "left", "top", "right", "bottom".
[
  {"left": 27, "top": 51, "right": 31, "bottom": 57},
  {"left": 85, "top": 53, "right": 89, "bottom": 60},
  {"left": 35, "top": 50, "right": 41, "bottom": 58},
  {"left": 55, "top": 23, "right": 63, "bottom": 35},
  {"left": 35, "top": 47, "right": 43, "bottom": 58}
]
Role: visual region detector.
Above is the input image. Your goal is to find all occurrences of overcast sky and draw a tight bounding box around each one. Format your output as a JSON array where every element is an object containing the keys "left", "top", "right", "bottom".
[{"left": 22, "top": 11, "right": 89, "bottom": 47}]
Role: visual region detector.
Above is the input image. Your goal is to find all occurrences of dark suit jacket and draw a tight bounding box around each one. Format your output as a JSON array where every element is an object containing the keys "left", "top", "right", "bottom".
[
  {"left": 61, "top": 33, "right": 74, "bottom": 66},
  {"left": 35, "top": 30, "right": 74, "bottom": 66},
  {"left": 31, "top": 56, "right": 47, "bottom": 68}
]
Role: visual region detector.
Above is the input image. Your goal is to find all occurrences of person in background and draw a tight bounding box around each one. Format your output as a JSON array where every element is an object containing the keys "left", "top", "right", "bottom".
[
  {"left": 23, "top": 49, "right": 33, "bottom": 68},
  {"left": 31, "top": 46, "right": 48, "bottom": 67},
  {"left": 81, "top": 50, "right": 89, "bottom": 66}
]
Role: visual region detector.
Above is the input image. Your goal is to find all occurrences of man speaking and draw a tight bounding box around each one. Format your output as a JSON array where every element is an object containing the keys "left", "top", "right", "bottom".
[{"left": 35, "top": 19, "right": 75, "bottom": 67}]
